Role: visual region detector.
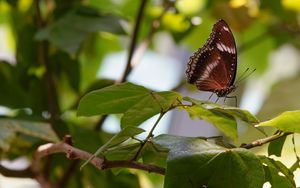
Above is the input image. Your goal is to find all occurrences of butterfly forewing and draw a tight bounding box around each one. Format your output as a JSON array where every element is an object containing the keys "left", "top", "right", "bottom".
[{"left": 186, "top": 19, "right": 237, "bottom": 96}]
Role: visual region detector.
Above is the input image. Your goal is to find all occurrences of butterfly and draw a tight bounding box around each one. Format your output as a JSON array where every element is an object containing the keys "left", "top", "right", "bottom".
[{"left": 186, "top": 19, "right": 237, "bottom": 102}]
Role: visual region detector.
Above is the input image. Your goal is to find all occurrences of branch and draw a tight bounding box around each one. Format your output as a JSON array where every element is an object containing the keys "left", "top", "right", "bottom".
[
  {"left": 32, "top": 135, "right": 165, "bottom": 176},
  {"left": 240, "top": 131, "right": 291, "bottom": 149},
  {"left": 34, "top": 0, "right": 61, "bottom": 135},
  {"left": 0, "top": 164, "right": 33, "bottom": 178},
  {"left": 119, "top": 0, "right": 148, "bottom": 83}
]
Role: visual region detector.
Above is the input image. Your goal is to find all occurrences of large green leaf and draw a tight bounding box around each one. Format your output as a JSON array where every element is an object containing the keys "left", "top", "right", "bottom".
[
  {"left": 78, "top": 82, "right": 150, "bottom": 116},
  {"left": 153, "top": 135, "right": 264, "bottom": 188},
  {"left": 0, "top": 119, "right": 59, "bottom": 150},
  {"left": 78, "top": 82, "right": 182, "bottom": 127},
  {"left": 257, "top": 110, "right": 300, "bottom": 133},
  {"left": 121, "top": 91, "right": 182, "bottom": 128},
  {"left": 35, "top": 6, "right": 125, "bottom": 53},
  {"left": 259, "top": 156, "right": 295, "bottom": 188}
]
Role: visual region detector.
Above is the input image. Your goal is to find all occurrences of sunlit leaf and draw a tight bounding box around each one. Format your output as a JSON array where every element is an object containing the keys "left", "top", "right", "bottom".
[
  {"left": 182, "top": 97, "right": 261, "bottom": 141},
  {"left": 183, "top": 97, "right": 238, "bottom": 141},
  {"left": 257, "top": 110, "right": 300, "bottom": 133}
]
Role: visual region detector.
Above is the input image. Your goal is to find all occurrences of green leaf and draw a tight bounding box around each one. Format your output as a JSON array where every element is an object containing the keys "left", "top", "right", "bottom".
[
  {"left": 154, "top": 135, "right": 264, "bottom": 188},
  {"left": 78, "top": 82, "right": 182, "bottom": 127},
  {"left": 35, "top": 6, "right": 125, "bottom": 53},
  {"left": 259, "top": 156, "right": 295, "bottom": 187},
  {"left": 185, "top": 97, "right": 259, "bottom": 123},
  {"left": 80, "top": 126, "right": 144, "bottom": 169},
  {"left": 152, "top": 134, "right": 211, "bottom": 152},
  {"left": 121, "top": 91, "right": 182, "bottom": 128},
  {"left": 104, "top": 143, "right": 141, "bottom": 161},
  {"left": 183, "top": 97, "right": 238, "bottom": 141},
  {"left": 0, "top": 119, "right": 59, "bottom": 150},
  {"left": 141, "top": 141, "right": 168, "bottom": 167},
  {"left": 268, "top": 135, "right": 287, "bottom": 157},
  {"left": 257, "top": 110, "right": 300, "bottom": 133},
  {"left": 77, "top": 82, "right": 150, "bottom": 116},
  {"left": 210, "top": 106, "right": 259, "bottom": 124}
]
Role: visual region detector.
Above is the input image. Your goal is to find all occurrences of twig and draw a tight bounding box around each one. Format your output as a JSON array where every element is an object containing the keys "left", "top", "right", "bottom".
[
  {"left": 32, "top": 135, "right": 165, "bottom": 176},
  {"left": 132, "top": 112, "right": 166, "bottom": 160},
  {"left": 34, "top": 0, "right": 60, "bottom": 135},
  {"left": 119, "top": 0, "right": 148, "bottom": 83},
  {"left": 292, "top": 134, "right": 300, "bottom": 162},
  {"left": 240, "top": 131, "right": 291, "bottom": 149}
]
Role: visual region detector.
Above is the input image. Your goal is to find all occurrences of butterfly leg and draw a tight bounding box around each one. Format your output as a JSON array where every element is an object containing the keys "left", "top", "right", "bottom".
[
  {"left": 209, "top": 92, "right": 214, "bottom": 100},
  {"left": 215, "top": 97, "right": 220, "bottom": 103}
]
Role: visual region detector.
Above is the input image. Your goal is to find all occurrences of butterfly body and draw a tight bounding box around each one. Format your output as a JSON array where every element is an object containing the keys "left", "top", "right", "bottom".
[{"left": 186, "top": 19, "right": 237, "bottom": 98}]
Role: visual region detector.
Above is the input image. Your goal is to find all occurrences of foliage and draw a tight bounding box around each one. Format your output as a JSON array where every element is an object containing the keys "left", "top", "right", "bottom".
[{"left": 0, "top": 0, "right": 300, "bottom": 188}]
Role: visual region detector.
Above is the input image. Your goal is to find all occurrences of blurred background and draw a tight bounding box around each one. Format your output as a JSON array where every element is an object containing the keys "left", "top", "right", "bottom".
[{"left": 0, "top": 0, "right": 300, "bottom": 187}]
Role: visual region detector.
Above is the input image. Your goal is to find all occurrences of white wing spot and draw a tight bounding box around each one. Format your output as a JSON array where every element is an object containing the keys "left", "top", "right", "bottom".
[
  {"left": 223, "top": 26, "right": 229, "bottom": 32},
  {"left": 217, "top": 42, "right": 235, "bottom": 54},
  {"left": 217, "top": 43, "right": 224, "bottom": 51},
  {"left": 199, "top": 60, "right": 219, "bottom": 80}
]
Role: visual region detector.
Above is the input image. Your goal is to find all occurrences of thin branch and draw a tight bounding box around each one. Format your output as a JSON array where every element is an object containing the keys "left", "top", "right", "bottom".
[
  {"left": 292, "top": 134, "right": 300, "bottom": 162},
  {"left": 119, "top": 0, "right": 148, "bottom": 83},
  {"left": 132, "top": 112, "right": 166, "bottom": 160},
  {"left": 0, "top": 164, "right": 33, "bottom": 178},
  {"left": 32, "top": 135, "right": 165, "bottom": 176},
  {"left": 34, "top": 0, "right": 60, "bottom": 135},
  {"left": 240, "top": 131, "right": 291, "bottom": 149}
]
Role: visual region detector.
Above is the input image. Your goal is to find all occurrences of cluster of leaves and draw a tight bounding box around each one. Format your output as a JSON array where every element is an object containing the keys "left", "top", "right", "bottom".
[
  {"left": 0, "top": 0, "right": 300, "bottom": 188},
  {"left": 77, "top": 82, "right": 300, "bottom": 188}
]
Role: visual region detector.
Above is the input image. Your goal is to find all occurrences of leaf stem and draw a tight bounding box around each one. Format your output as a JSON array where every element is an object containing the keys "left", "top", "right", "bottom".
[
  {"left": 292, "top": 134, "right": 300, "bottom": 162},
  {"left": 132, "top": 112, "right": 166, "bottom": 160}
]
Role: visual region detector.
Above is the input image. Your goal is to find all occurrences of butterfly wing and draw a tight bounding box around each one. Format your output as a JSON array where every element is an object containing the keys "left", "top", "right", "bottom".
[{"left": 186, "top": 19, "right": 237, "bottom": 92}]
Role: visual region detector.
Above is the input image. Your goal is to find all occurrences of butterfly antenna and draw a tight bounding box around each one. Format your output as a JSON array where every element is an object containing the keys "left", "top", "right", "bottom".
[
  {"left": 236, "top": 68, "right": 256, "bottom": 84},
  {"left": 237, "top": 68, "right": 249, "bottom": 81}
]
